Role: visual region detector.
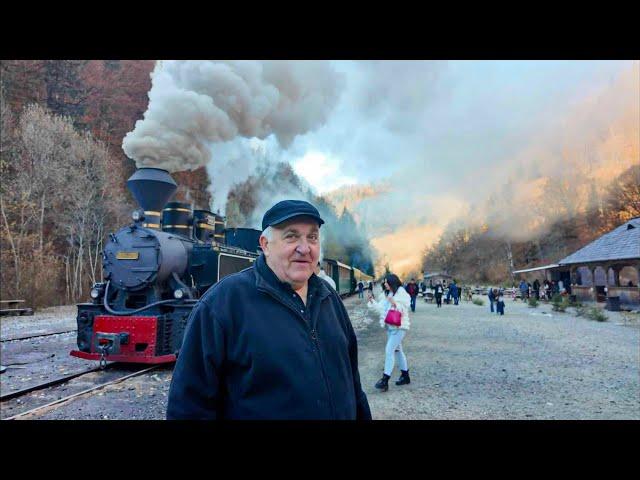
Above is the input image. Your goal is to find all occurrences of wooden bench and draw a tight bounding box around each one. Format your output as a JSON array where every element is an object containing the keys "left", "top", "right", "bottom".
[{"left": 0, "top": 300, "right": 34, "bottom": 316}]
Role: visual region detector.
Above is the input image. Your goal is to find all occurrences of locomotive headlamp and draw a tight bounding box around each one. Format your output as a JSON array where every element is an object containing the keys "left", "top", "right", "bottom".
[
  {"left": 132, "top": 210, "right": 144, "bottom": 222},
  {"left": 173, "top": 288, "right": 185, "bottom": 300},
  {"left": 90, "top": 283, "right": 105, "bottom": 301}
]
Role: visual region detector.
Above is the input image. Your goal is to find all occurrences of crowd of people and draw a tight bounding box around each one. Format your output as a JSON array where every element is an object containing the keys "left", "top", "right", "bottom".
[
  {"left": 517, "top": 278, "right": 565, "bottom": 301},
  {"left": 356, "top": 279, "right": 374, "bottom": 298},
  {"left": 353, "top": 261, "right": 583, "bottom": 400}
]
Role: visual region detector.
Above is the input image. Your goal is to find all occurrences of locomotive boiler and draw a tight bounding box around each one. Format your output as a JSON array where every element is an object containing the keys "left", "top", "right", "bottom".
[{"left": 70, "top": 168, "right": 259, "bottom": 365}]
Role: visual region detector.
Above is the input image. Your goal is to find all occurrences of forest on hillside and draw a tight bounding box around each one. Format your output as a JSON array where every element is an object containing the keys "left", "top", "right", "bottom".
[
  {"left": 1, "top": 61, "right": 155, "bottom": 306},
  {"left": 422, "top": 164, "right": 640, "bottom": 284}
]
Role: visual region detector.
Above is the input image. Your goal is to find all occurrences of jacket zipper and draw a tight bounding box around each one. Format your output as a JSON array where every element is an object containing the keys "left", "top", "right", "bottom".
[
  {"left": 258, "top": 286, "right": 337, "bottom": 418},
  {"left": 309, "top": 324, "right": 337, "bottom": 418}
]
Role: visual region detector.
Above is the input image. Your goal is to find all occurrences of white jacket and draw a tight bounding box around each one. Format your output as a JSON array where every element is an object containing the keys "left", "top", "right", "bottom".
[
  {"left": 367, "top": 286, "right": 411, "bottom": 330},
  {"left": 318, "top": 270, "right": 336, "bottom": 290}
]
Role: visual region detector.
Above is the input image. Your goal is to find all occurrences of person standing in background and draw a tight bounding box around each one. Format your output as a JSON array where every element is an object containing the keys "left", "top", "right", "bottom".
[
  {"left": 519, "top": 279, "right": 528, "bottom": 302},
  {"left": 450, "top": 280, "right": 459, "bottom": 305},
  {"left": 496, "top": 289, "right": 505, "bottom": 316},
  {"left": 367, "top": 274, "right": 411, "bottom": 392},
  {"left": 487, "top": 286, "right": 495, "bottom": 312},
  {"left": 406, "top": 278, "right": 419, "bottom": 312},
  {"left": 434, "top": 281, "right": 444, "bottom": 308},
  {"left": 315, "top": 262, "right": 336, "bottom": 290}
]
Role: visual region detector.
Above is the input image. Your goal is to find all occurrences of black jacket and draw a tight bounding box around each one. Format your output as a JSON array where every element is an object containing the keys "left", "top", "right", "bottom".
[{"left": 166, "top": 254, "right": 372, "bottom": 420}]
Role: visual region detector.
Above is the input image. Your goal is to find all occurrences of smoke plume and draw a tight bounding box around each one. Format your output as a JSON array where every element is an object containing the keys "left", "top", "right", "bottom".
[
  {"left": 318, "top": 61, "right": 639, "bottom": 276},
  {"left": 122, "top": 60, "right": 342, "bottom": 171}
]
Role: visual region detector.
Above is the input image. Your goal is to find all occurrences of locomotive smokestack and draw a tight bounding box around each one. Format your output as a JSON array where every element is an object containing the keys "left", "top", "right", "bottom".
[{"left": 127, "top": 168, "right": 178, "bottom": 229}]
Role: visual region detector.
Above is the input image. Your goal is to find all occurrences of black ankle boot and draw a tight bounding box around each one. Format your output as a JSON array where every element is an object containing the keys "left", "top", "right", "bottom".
[
  {"left": 395, "top": 370, "right": 410, "bottom": 386},
  {"left": 375, "top": 374, "right": 390, "bottom": 392}
]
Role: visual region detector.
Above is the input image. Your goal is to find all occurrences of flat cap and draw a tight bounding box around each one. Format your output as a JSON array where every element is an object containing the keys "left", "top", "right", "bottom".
[{"left": 261, "top": 200, "right": 325, "bottom": 231}]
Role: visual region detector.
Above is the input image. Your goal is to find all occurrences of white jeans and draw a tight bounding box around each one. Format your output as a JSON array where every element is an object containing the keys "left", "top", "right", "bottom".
[{"left": 384, "top": 328, "right": 408, "bottom": 376}]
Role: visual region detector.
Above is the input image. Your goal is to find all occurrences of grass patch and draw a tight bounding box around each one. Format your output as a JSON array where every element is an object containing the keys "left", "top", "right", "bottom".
[
  {"left": 588, "top": 307, "right": 608, "bottom": 322},
  {"left": 575, "top": 305, "right": 608, "bottom": 322},
  {"left": 551, "top": 294, "right": 570, "bottom": 312},
  {"left": 472, "top": 298, "right": 484, "bottom": 306}
]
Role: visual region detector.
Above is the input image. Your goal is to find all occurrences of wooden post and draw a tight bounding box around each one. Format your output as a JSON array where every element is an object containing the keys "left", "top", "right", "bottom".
[
  {"left": 612, "top": 265, "right": 621, "bottom": 287},
  {"left": 589, "top": 266, "right": 597, "bottom": 302}
]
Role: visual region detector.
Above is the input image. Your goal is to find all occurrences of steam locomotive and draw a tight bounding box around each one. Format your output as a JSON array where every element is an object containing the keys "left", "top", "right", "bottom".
[
  {"left": 71, "top": 167, "right": 374, "bottom": 366},
  {"left": 70, "top": 168, "right": 261, "bottom": 365}
]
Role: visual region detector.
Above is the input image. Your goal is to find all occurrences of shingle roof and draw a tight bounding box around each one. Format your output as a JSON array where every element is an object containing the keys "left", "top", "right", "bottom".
[
  {"left": 424, "top": 272, "right": 452, "bottom": 279},
  {"left": 558, "top": 217, "right": 640, "bottom": 265}
]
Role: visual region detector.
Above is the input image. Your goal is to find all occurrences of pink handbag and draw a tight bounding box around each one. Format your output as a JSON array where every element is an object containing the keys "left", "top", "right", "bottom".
[{"left": 384, "top": 307, "right": 402, "bottom": 327}]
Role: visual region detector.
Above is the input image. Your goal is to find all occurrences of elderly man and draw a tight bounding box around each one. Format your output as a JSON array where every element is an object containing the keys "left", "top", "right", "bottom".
[{"left": 167, "top": 199, "right": 371, "bottom": 420}]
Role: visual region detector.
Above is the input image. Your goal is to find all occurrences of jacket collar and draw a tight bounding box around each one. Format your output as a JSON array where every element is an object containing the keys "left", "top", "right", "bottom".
[{"left": 254, "top": 254, "right": 331, "bottom": 303}]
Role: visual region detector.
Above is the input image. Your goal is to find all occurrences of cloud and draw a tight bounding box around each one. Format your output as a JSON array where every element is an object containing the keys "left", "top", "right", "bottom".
[
  {"left": 123, "top": 60, "right": 343, "bottom": 172},
  {"left": 293, "top": 151, "right": 357, "bottom": 194},
  {"left": 315, "top": 61, "right": 638, "bottom": 273}
]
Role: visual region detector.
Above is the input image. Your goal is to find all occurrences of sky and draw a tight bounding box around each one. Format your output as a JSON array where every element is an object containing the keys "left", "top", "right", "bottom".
[
  {"left": 124, "top": 60, "right": 639, "bottom": 276},
  {"left": 287, "top": 60, "right": 631, "bottom": 194}
]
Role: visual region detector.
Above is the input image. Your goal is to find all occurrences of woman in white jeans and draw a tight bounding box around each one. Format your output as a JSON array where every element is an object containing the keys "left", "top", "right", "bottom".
[{"left": 367, "top": 273, "right": 411, "bottom": 392}]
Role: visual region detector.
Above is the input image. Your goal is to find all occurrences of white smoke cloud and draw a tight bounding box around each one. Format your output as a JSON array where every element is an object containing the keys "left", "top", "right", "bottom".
[
  {"left": 307, "top": 61, "right": 638, "bottom": 275},
  {"left": 122, "top": 60, "right": 343, "bottom": 172},
  {"left": 122, "top": 60, "right": 638, "bottom": 276},
  {"left": 205, "top": 136, "right": 309, "bottom": 217}
]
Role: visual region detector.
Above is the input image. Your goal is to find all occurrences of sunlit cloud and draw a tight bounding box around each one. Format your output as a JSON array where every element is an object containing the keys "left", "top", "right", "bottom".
[{"left": 293, "top": 151, "right": 357, "bottom": 194}]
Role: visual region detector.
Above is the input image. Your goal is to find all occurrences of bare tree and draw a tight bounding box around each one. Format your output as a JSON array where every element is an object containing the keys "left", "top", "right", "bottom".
[{"left": 1, "top": 103, "right": 118, "bottom": 306}]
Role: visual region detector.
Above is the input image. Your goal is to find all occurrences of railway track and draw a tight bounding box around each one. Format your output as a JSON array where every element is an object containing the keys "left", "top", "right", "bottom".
[
  {"left": 2, "top": 364, "right": 161, "bottom": 420},
  {"left": 0, "top": 363, "right": 118, "bottom": 401},
  {"left": 1, "top": 329, "right": 76, "bottom": 343}
]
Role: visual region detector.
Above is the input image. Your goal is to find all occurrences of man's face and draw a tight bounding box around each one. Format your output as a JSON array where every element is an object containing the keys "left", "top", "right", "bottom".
[{"left": 261, "top": 217, "right": 320, "bottom": 289}]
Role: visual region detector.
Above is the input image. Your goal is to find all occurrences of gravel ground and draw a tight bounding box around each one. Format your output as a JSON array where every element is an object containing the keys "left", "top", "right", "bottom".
[
  {"left": 358, "top": 291, "right": 640, "bottom": 419},
  {"left": 2, "top": 296, "right": 638, "bottom": 419},
  {"left": 1, "top": 364, "right": 150, "bottom": 419},
  {"left": 20, "top": 366, "right": 174, "bottom": 420},
  {"left": 1, "top": 305, "right": 77, "bottom": 339},
  {"left": 1, "top": 332, "right": 93, "bottom": 400}
]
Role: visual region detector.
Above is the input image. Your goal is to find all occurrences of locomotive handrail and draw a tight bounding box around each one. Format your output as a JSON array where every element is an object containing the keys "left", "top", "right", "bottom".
[{"left": 102, "top": 280, "right": 183, "bottom": 316}]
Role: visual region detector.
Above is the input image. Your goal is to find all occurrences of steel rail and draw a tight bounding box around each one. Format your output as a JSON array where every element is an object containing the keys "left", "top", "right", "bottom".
[
  {"left": 0, "top": 364, "right": 117, "bottom": 401},
  {"left": 1, "top": 329, "right": 76, "bottom": 343},
  {"left": 4, "top": 365, "right": 160, "bottom": 420}
]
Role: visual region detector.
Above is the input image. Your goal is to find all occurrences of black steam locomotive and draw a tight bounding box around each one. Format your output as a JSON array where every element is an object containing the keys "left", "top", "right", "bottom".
[{"left": 70, "top": 168, "right": 260, "bottom": 365}]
